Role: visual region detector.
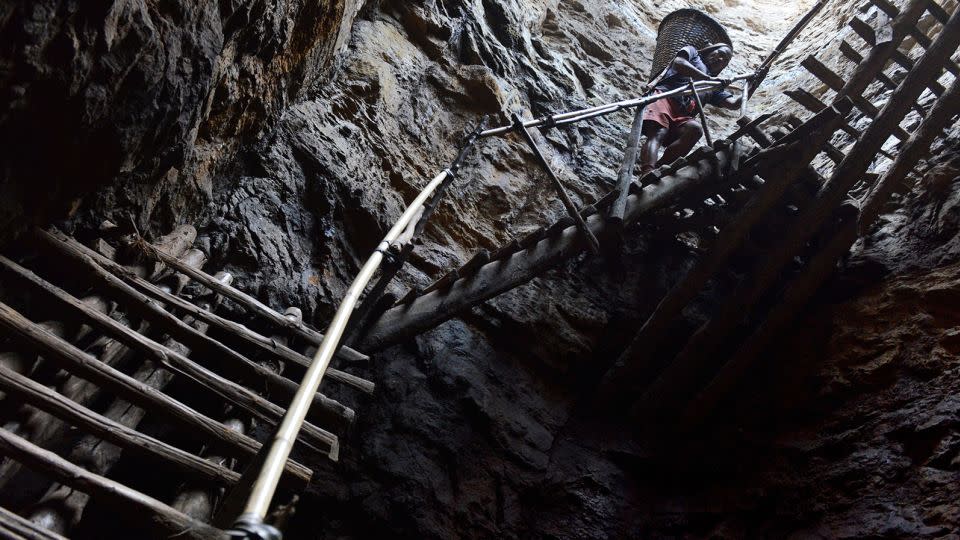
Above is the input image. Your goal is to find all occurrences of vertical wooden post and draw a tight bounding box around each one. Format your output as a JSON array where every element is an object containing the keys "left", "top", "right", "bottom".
[
  {"left": 609, "top": 104, "right": 648, "bottom": 227},
  {"left": 511, "top": 114, "right": 601, "bottom": 255},
  {"left": 689, "top": 81, "right": 714, "bottom": 147}
]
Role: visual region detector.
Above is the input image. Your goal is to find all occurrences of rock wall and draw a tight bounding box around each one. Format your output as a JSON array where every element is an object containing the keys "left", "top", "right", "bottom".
[{"left": 0, "top": 0, "right": 364, "bottom": 244}]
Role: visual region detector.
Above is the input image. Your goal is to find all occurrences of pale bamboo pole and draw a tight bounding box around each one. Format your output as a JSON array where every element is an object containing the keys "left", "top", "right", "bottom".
[{"left": 231, "top": 168, "right": 455, "bottom": 533}]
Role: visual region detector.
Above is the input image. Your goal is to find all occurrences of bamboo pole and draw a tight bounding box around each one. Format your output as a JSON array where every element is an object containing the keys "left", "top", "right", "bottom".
[
  {"left": 0, "top": 429, "right": 223, "bottom": 540},
  {"left": 689, "top": 81, "right": 714, "bottom": 147},
  {"left": 229, "top": 168, "right": 457, "bottom": 534},
  {"left": 0, "top": 300, "right": 313, "bottom": 486},
  {"left": 36, "top": 229, "right": 355, "bottom": 432}
]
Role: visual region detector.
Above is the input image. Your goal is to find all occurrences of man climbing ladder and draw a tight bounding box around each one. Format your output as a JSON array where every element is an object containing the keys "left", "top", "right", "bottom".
[{"left": 640, "top": 43, "right": 743, "bottom": 176}]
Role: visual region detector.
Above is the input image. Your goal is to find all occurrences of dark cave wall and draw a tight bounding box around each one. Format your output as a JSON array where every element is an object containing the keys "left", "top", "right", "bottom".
[{"left": 0, "top": 0, "right": 364, "bottom": 244}]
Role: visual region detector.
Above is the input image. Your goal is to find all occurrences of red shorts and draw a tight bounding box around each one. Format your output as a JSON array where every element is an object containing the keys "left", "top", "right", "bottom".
[{"left": 642, "top": 96, "right": 696, "bottom": 130}]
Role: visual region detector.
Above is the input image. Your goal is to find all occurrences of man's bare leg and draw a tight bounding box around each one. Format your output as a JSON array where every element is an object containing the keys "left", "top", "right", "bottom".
[
  {"left": 659, "top": 121, "right": 703, "bottom": 166},
  {"left": 640, "top": 123, "right": 669, "bottom": 176}
]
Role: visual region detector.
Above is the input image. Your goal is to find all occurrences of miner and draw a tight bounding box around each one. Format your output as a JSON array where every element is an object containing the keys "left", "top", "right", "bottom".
[{"left": 639, "top": 43, "right": 743, "bottom": 175}]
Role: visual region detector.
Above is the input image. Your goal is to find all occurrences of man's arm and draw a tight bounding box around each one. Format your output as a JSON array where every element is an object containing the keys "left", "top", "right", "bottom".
[
  {"left": 716, "top": 94, "right": 744, "bottom": 110},
  {"left": 671, "top": 54, "right": 714, "bottom": 81}
]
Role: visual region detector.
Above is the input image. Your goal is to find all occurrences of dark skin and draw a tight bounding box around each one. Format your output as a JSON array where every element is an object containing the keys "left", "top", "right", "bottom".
[{"left": 640, "top": 45, "right": 742, "bottom": 174}]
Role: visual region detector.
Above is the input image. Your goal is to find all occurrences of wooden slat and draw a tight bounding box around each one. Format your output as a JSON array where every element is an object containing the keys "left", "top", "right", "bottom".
[
  {"left": 0, "top": 364, "right": 240, "bottom": 486},
  {"left": 0, "top": 300, "right": 313, "bottom": 486},
  {"left": 133, "top": 237, "right": 369, "bottom": 363},
  {"left": 0, "top": 429, "right": 222, "bottom": 540},
  {"left": 0, "top": 254, "right": 339, "bottom": 458},
  {"left": 37, "top": 229, "right": 355, "bottom": 432},
  {"left": 0, "top": 505, "right": 68, "bottom": 540}
]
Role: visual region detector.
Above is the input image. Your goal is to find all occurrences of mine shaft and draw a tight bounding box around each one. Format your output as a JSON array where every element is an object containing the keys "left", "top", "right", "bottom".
[{"left": 1, "top": 0, "right": 959, "bottom": 538}]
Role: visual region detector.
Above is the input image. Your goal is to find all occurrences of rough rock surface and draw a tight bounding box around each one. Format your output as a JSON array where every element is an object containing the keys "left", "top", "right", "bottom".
[
  {"left": 2, "top": 0, "right": 960, "bottom": 538},
  {"left": 0, "top": 0, "right": 364, "bottom": 244}
]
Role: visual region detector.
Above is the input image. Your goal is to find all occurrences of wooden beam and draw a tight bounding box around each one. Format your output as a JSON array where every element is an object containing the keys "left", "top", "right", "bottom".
[
  {"left": 0, "top": 364, "right": 240, "bottom": 486},
  {"left": 134, "top": 235, "right": 369, "bottom": 364},
  {"left": 838, "top": 39, "right": 928, "bottom": 117},
  {"left": 359, "top": 149, "right": 733, "bottom": 351},
  {"left": 801, "top": 56, "right": 912, "bottom": 141},
  {"left": 36, "top": 229, "right": 355, "bottom": 432},
  {"left": 609, "top": 105, "right": 647, "bottom": 227},
  {"left": 0, "top": 255, "right": 338, "bottom": 458},
  {"left": 0, "top": 300, "right": 313, "bottom": 486},
  {"left": 0, "top": 429, "right": 223, "bottom": 540},
  {"left": 861, "top": 74, "right": 960, "bottom": 229},
  {"left": 598, "top": 103, "right": 850, "bottom": 400}
]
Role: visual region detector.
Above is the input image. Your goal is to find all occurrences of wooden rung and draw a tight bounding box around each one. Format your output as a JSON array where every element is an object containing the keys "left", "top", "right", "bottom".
[
  {"left": 785, "top": 116, "right": 846, "bottom": 165},
  {"left": 42, "top": 243, "right": 372, "bottom": 395},
  {"left": 638, "top": 169, "right": 664, "bottom": 187},
  {"left": 489, "top": 239, "right": 520, "bottom": 260},
  {"left": 132, "top": 233, "right": 369, "bottom": 363},
  {"left": 579, "top": 205, "right": 598, "bottom": 218},
  {"left": 0, "top": 255, "right": 340, "bottom": 457},
  {"left": 802, "top": 55, "right": 846, "bottom": 89},
  {"left": 783, "top": 89, "right": 898, "bottom": 161},
  {"left": 547, "top": 216, "right": 576, "bottom": 236},
  {"left": 0, "top": 299, "right": 314, "bottom": 486},
  {"left": 925, "top": 1, "right": 950, "bottom": 25},
  {"left": 839, "top": 40, "right": 928, "bottom": 117},
  {"left": 0, "top": 364, "right": 240, "bottom": 487},
  {"left": 0, "top": 429, "right": 222, "bottom": 540},
  {"left": 422, "top": 269, "right": 459, "bottom": 295},
  {"left": 37, "top": 229, "right": 355, "bottom": 432},
  {"left": 801, "top": 56, "right": 912, "bottom": 141},
  {"left": 591, "top": 189, "right": 621, "bottom": 211},
  {"left": 458, "top": 250, "right": 491, "bottom": 276},
  {"left": 397, "top": 287, "right": 421, "bottom": 306},
  {"left": 518, "top": 227, "right": 547, "bottom": 249},
  {"left": 0, "top": 505, "right": 67, "bottom": 540}
]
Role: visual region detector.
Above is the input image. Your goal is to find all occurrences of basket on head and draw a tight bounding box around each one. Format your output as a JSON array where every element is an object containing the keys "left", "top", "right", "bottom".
[{"left": 650, "top": 9, "right": 733, "bottom": 81}]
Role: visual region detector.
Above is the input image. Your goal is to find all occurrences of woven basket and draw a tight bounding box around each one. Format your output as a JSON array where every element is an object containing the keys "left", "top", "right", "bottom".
[{"left": 650, "top": 9, "right": 733, "bottom": 81}]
